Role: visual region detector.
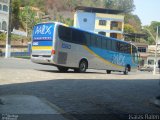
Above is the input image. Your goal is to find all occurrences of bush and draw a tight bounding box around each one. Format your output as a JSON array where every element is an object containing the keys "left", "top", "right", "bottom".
[{"left": 0, "top": 33, "right": 6, "bottom": 41}]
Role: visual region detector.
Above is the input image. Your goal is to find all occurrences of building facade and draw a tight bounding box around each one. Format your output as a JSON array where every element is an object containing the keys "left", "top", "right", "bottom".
[
  {"left": 74, "top": 6, "right": 124, "bottom": 40},
  {"left": 133, "top": 42, "right": 149, "bottom": 67},
  {"left": 147, "top": 45, "right": 160, "bottom": 68},
  {"left": 0, "top": 0, "right": 8, "bottom": 32},
  {"left": 134, "top": 43, "right": 160, "bottom": 68}
]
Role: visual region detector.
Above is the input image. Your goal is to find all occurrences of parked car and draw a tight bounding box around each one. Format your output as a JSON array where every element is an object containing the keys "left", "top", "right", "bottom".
[{"left": 139, "top": 66, "right": 153, "bottom": 72}]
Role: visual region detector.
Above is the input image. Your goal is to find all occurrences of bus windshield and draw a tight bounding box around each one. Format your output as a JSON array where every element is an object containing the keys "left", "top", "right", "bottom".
[{"left": 32, "top": 23, "right": 55, "bottom": 52}]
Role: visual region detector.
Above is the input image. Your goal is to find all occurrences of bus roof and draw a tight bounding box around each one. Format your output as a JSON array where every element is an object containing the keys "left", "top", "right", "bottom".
[
  {"left": 35, "top": 21, "right": 68, "bottom": 27},
  {"left": 34, "top": 22, "right": 135, "bottom": 47}
]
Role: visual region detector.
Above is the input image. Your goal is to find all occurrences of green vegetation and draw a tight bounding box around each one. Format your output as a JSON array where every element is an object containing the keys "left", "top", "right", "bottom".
[
  {"left": 0, "top": 0, "right": 159, "bottom": 45},
  {"left": 12, "top": 0, "right": 21, "bottom": 30},
  {"left": 15, "top": 56, "right": 30, "bottom": 59},
  {"left": 0, "top": 33, "right": 6, "bottom": 41},
  {"left": 142, "top": 21, "right": 160, "bottom": 45},
  {"left": 104, "top": 0, "right": 135, "bottom": 13}
]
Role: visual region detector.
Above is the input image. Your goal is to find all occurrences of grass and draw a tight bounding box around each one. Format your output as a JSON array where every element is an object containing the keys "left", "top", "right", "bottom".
[{"left": 15, "top": 56, "right": 31, "bottom": 59}]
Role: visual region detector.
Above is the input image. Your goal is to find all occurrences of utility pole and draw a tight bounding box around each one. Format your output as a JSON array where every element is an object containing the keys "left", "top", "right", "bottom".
[
  {"left": 5, "top": 0, "right": 12, "bottom": 58},
  {"left": 153, "top": 27, "right": 159, "bottom": 75}
]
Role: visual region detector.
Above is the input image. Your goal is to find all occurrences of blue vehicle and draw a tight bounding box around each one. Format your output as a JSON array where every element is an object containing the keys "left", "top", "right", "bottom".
[{"left": 31, "top": 22, "right": 139, "bottom": 74}]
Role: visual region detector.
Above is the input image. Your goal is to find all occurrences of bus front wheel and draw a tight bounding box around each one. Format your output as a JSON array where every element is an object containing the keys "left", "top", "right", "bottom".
[
  {"left": 123, "top": 67, "right": 129, "bottom": 75},
  {"left": 57, "top": 66, "right": 68, "bottom": 72}
]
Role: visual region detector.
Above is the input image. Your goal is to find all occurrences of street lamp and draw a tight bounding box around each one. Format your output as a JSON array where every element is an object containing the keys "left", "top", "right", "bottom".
[
  {"left": 153, "top": 27, "right": 159, "bottom": 75},
  {"left": 5, "top": 0, "right": 12, "bottom": 58},
  {"left": 142, "top": 26, "right": 159, "bottom": 75}
]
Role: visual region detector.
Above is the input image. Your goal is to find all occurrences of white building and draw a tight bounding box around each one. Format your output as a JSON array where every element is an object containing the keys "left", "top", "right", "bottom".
[
  {"left": 147, "top": 45, "right": 160, "bottom": 67},
  {"left": 74, "top": 6, "right": 124, "bottom": 40},
  {"left": 0, "top": 0, "right": 8, "bottom": 32}
]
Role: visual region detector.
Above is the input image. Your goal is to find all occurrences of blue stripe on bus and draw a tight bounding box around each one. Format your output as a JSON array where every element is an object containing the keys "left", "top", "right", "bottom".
[
  {"left": 88, "top": 47, "right": 135, "bottom": 67},
  {"left": 32, "top": 41, "right": 53, "bottom": 46}
]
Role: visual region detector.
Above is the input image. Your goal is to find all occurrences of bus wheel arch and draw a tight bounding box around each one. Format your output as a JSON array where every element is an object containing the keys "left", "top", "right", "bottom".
[
  {"left": 124, "top": 64, "right": 131, "bottom": 75},
  {"left": 126, "top": 64, "right": 131, "bottom": 72}
]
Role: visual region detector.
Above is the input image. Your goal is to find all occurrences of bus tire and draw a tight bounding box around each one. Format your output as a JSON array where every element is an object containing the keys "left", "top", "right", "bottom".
[
  {"left": 78, "top": 60, "right": 88, "bottom": 73},
  {"left": 106, "top": 70, "right": 111, "bottom": 74},
  {"left": 57, "top": 66, "right": 68, "bottom": 72},
  {"left": 123, "top": 66, "right": 129, "bottom": 75}
]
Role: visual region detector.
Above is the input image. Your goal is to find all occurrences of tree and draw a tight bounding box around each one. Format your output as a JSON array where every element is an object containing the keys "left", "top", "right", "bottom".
[
  {"left": 142, "top": 21, "right": 160, "bottom": 45},
  {"left": 124, "top": 24, "right": 136, "bottom": 33},
  {"left": 125, "top": 14, "right": 142, "bottom": 32},
  {"left": 12, "top": 0, "right": 21, "bottom": 30},
  {"left": 19, "top": 6, "right": 41, "bottom": 38},
  {"left": 104, "top": 0, "right": 135, "bottom": 13},
  {"left": 149, "top": 21, "right": 160, "bottom": 37}
]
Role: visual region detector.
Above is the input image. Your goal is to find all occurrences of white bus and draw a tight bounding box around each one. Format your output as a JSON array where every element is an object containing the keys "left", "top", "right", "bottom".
[{"left": 31, "top": 22, "right": 138, "bottom": 74}]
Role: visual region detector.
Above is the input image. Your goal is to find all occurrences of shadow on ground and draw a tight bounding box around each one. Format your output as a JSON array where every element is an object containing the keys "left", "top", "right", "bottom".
[{"left": 0, "top": 79, "right": 160, "bottom": 120}]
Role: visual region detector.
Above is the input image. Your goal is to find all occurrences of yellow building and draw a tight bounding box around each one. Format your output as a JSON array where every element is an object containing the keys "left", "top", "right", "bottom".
[{"left": 74, "top": 6, "right": 124, "bottom": 40}]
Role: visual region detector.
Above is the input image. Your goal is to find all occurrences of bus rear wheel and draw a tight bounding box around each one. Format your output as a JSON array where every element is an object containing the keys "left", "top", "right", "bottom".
[
  {"left": 106, "top": 70, "right": 111, "bottom": 74},
  {"left": 57, "top": 66, "right": 68, "bottom": 72},
  {"left": 75, "top": 60, "right": 87, "bottom": 73}
]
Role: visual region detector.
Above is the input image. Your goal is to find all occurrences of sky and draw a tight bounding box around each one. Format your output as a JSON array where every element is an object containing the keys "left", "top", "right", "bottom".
[{"left": 133, "top": 0, "right": 160, "bottom": 26}]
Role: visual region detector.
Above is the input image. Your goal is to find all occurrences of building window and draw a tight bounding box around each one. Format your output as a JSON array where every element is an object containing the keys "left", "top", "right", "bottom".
[
  {"left": 111, "top": 21, "right": 118, "bottom": 27},
  {"left": 3, "top": 5, "right": 8, "bottom": 12},
  {"left": 83, "top": 18, "right": 87, "bottom": 22},
  {"left": 148, "top": 60, "right": 154, "bottom": 65},
  {"left": 0, "top": 4, "right": 2, "bottom": 10},
  {"left": 99, "top": 20, "right": 106, "bottom": 26},
  {"left": 110, "top": 33, "right": 117, "bottom": 38},
  {"left": 98, "top": 31, "right": 106, "bottom": 36},
  {"left": 2, "top": 21, "right": 7, "bottom": 31},
  {"left": 138, "top": 47, "right": 147, "bottom": 53}
]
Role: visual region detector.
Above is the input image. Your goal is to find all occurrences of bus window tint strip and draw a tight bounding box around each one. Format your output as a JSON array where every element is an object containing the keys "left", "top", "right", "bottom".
[{"left": 58, "top": 25, "right": 134, "bottom": 54}]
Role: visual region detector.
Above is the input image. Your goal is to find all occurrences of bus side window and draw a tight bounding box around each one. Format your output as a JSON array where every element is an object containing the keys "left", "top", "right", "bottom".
[
  {"left": 112, "top": 40, "right": 117, "bottom": 51},
  {"left": 72, "top": 29, "right": 84, "bottom": 44},
  {"left": 132, "top": 45, "right": 138, "bottom": 63},
  {"left": 91, "top": 35, "right": 96, "bottom": 47},
  {"left": 85, "top": 33, "right": 91, "bottom": 46},
  {"left": 96, "top": 36, "right": 102, "bottom": 48},
  {"left": 102, "top": 37, "right": 107, "bottom": 49},
  {"left": 127, "top": 44, "right": 131, "bottom": 54},
  {"left": 58, "top": 25, "right": 72, "bottom": 42},
  {"left": 117, "top": 42, "right": 120, "bottom": 52},
  {"left": 106, "top": 38, "right": 112, "bottom": 51}
]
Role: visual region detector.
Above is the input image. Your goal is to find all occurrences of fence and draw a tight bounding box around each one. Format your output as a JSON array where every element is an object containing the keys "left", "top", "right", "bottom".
[
  {"left": 0, "top": 52, "right": 31, "bottom": 57},
  {"left": 0, "top": 43, "right": 32, "bottom": 57}
]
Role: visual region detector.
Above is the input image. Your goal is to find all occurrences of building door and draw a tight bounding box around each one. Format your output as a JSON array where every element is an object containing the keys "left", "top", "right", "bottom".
[{"left": 110, "top": 33, "right": 117, "bottom": 38}]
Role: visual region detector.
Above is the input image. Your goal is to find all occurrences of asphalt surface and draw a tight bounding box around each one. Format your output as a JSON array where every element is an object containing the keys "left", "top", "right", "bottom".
[{"left": 0, "top": 58, "right": 160, "bottom": 120}]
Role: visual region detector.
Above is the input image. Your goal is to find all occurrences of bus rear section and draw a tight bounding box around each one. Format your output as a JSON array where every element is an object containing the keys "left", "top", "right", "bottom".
[{"left": 31, "top": 23, "right": 55, "bottom": 64}]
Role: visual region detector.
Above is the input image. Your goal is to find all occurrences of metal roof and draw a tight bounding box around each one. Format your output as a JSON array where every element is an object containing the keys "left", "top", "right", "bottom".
[
  {"left": 124, "top": 33, "right": 147, "bottom": 38},
  {"left": 75, "top": 6, "right": 124, "bottom": 14}
]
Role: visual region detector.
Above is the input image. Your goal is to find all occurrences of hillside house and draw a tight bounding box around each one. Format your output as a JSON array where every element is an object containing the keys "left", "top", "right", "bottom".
[{"left": 74, "top": 6, "right": 124, "bottom": 40}]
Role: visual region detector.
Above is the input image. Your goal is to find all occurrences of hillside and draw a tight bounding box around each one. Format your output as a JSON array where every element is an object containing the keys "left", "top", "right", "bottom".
[{"left": 20, "top": 0, "right": 103, "bottom": 18}]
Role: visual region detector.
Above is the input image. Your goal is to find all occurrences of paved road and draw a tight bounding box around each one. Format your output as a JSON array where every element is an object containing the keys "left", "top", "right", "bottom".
[{"left": 0, "top": 58, "right": 160, "bottom": 120}]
